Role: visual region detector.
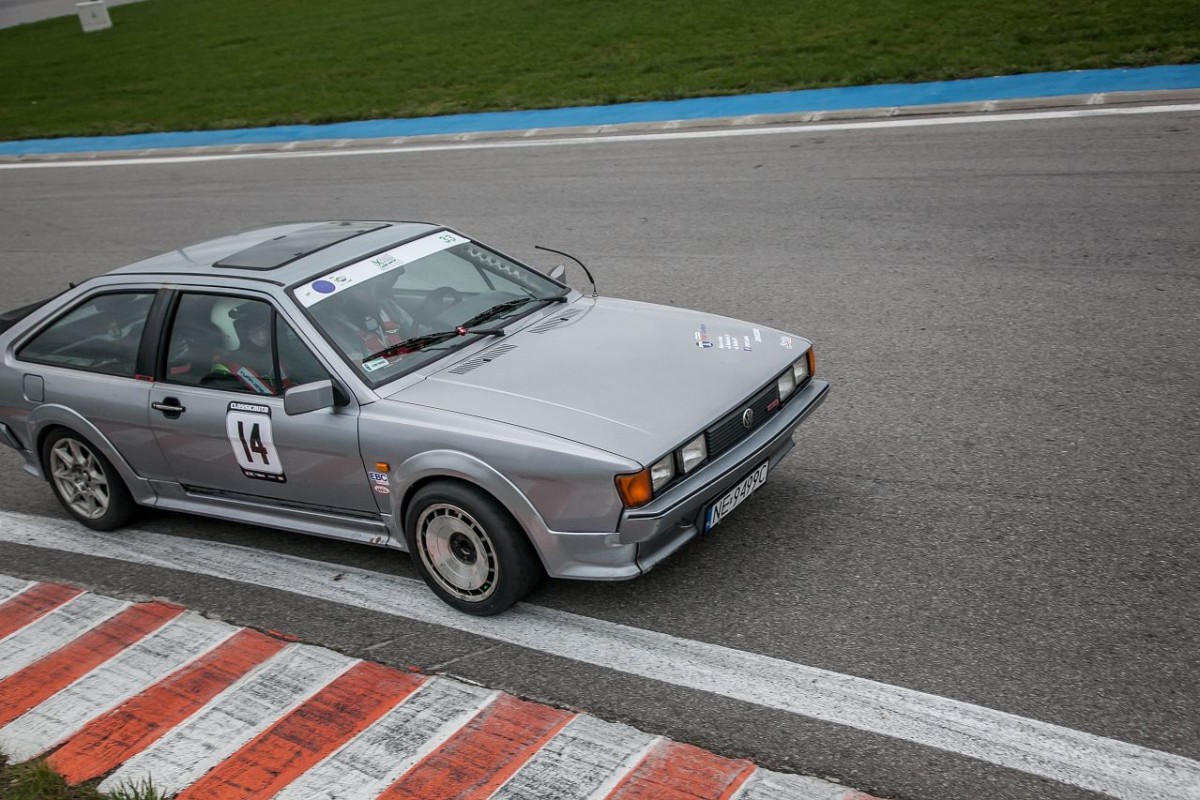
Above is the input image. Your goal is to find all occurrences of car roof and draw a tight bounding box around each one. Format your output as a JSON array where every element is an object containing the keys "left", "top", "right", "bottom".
[{"left": 109, "top": 220, "right": 440, "bottom": 287}]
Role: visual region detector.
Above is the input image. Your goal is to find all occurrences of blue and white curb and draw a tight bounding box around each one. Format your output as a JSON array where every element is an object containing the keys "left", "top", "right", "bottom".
[{"left": 1, "top": 64, "right": 1198, "bottom": 158}]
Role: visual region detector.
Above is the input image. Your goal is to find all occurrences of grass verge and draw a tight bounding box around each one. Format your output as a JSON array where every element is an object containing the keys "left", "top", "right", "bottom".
[
  {"left": 0, "top": 756, "right": 166, "bottom": 800},
  {"left": 1, "top": 0, "right": 1197, "bottom": 140}
]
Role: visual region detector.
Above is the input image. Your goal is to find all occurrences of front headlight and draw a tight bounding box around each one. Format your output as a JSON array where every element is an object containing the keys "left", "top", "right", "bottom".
[
  {"left": 678, "top": 434, "right": 707, "bottom": 473},
  {"left": 792, "top": 354, "right": 810, "bottom": 384},
  {"left": 779, "top": 350, "right": 814, "bottom": 402},
  {"left": 650, "top": 453, "right": 676, "bottom": 492},
  {"left": 777, "top": 369, "right": 797, "bottom": 401},
  {"left": 615, "top": 450, "right": 685, "bottom": 508}
]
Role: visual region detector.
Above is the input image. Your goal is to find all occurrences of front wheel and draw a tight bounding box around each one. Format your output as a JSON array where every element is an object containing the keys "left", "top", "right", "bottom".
[
  {"left": 42, "top": 428, "right": 136, "bottom": 531},
  {"left": 404, "top": 481, "right": 542, "bottom": 615}
]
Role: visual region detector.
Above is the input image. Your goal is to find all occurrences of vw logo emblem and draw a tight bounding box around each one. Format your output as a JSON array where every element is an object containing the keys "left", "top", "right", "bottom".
[{"left": 741, "top": 408, "right": 754, "bottom": 428}]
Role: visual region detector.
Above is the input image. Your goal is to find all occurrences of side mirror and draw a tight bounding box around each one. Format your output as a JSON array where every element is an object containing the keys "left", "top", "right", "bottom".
[
  {"left": 548, "top": 264, "right": 567, "bottom": 282},
  {"left": 283, "top": 379, "right": 337, "bottom": 415}
]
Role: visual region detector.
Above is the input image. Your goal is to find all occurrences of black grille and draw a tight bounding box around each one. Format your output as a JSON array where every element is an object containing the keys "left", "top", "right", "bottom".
[{"left": 705, "top": 382, "right": 780, "bottom": 459}]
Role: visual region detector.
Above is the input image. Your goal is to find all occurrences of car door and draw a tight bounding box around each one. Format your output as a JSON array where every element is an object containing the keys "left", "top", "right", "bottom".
[
  {"left": 147, "top": 291, "right": 378, "bottom": 516},
  {"left": 15, "top": 289, "right": 171, "bottom": 480}
]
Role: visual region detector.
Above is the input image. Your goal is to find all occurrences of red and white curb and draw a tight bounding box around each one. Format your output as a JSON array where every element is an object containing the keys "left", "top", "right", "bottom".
[{"left": 0, "top": 575, "right": 880, "bottom": 799}]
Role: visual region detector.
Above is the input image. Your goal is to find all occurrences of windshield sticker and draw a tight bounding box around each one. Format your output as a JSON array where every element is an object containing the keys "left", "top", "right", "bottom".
[
  {"left": 226, "top": 402, "right": 285, "bottom": 482},
  {"left": 295, "top": 231, "right": 469, "bottom": 308},
  {"left": 694, "top": 324, "right": 713, "bottom": 348},
  {"left": 362, "top": 357, "right": 390, "bottom": 373}
]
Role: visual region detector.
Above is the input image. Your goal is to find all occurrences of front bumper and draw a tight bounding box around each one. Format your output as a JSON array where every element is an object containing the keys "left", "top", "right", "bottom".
[
  {"left": 623, "top": 378, "right": 829, "bottom": 573},
  {"left": 529, "top": 378, "right": 827, "bottom": 581}
]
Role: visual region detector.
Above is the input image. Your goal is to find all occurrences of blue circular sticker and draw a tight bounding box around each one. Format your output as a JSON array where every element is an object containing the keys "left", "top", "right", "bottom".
[{"left": 312, "top": 280, "right": 337, "bottom": 294}]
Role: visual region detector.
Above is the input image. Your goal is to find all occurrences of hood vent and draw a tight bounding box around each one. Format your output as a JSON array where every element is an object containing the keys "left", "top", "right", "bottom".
[
  {"left": 448, "top": 343, "right": 519, "bottom": 375},
  {"left": 529, "top": 308, "right": 583, "bottom": 333}
]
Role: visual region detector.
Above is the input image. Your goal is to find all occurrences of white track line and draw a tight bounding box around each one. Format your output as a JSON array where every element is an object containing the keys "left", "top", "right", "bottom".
[
  {"left": 1, "top": 103, "right": 1196, "bottom": 170},
  {"left": 2, "top": 511, "right": 1198, "bottom": 800}
]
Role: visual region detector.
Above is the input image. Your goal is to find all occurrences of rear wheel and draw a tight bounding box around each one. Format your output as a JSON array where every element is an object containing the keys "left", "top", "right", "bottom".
[
  {"left": 404, "top": 481, "right": 541, "bottom": 615},
  {"left": 42, "top": 429, "right": 136, "bottom": 531}
]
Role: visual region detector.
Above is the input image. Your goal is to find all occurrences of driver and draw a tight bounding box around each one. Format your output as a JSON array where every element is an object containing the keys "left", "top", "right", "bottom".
[{"left": 211, "top": 302, "right": 278, "bottom": 395}]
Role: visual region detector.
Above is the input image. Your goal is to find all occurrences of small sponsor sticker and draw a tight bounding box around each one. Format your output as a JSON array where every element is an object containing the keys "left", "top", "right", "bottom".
[
  {"left": 780, "top": 335, "right": 793, "bottom": 349},
  {"left": 743, "top": 335, "right": 753, "bottom": 351},
  {"left": 229, "top": 401, "right": 270, "bottom": 414},
  {"left": 371, "top": 253, "right": 397, "bottom": 270},
  {"left": 373, "top": 485, "right": 391, "bottom": 495},
  {"left": 753, "top": 329, "right": 762, "bottom": 343},
  {"left": 368, "top": 471, "right": 390, "bottom": 485},
  {"left": 362, "top": 357, "right": 390, "bottom": 373},
  {"left": 694, "top": 324, "right": 714, "bottom": 348}
]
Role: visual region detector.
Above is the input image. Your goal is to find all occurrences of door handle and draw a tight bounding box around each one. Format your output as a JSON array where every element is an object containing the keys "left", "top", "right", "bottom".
[{"left": 152, "top": 398, "right": 186, "bottom": 417}]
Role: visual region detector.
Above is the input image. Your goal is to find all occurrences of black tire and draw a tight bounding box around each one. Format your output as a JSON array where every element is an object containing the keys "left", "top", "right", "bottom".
[
  {"left": 41, "top": 428, "right": 136, "bottom": 531},
  {"left": 404, "top": 480, "right": 542, "bottom": 615}
]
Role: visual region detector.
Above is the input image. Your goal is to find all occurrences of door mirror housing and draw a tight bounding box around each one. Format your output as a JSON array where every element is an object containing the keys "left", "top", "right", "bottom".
[{"left": 283, "top": 379, "right": 337, "bottom": 415}]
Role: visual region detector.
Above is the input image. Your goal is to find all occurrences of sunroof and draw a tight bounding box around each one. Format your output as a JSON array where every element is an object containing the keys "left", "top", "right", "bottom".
[{"left": 214, "top": 222, "right": 389, "bottom": 270}]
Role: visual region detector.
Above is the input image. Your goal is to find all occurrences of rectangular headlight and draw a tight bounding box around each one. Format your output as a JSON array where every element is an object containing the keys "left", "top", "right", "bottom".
[
  {"left": 650, "top": 453, "right": 675, "bottom": 492},
  {"left": 777, "top": 369, "right": 797, "bottom": 401},
  {"left": 792, "top": 355, "right": 810, "bottom": 384},
  {"left": 678, "top": 434, "right": 707, "bottom": 473}
]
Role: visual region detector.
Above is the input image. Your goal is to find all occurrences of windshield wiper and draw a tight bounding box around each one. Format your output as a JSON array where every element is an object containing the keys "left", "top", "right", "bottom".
[
  {"left": 361, "top": 326, "right": 504, "bottom": 364},
  {"left": 360, "top": 293, "right": 569, "bottom": 365},
  {"left": 460, "top": 293, "right": 567, "bottom": 329}
]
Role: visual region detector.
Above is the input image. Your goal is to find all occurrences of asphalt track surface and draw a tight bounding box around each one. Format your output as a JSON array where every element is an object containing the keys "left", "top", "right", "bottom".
[{"left": 1, "top": 106, "right": 1198, "bottom": 799}]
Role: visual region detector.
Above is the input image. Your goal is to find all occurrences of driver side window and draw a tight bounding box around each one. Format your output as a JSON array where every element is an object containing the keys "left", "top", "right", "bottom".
[{"left": 164, "top": 294, "right": 328, "bottom": 395}]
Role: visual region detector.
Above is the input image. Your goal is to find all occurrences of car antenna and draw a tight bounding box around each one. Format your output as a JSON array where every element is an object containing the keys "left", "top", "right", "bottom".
[{"left": 534, "top": 245, "right": 598, "bottom": 298}]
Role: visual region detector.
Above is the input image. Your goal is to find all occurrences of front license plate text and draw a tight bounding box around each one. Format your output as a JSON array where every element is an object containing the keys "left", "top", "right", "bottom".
[{"left": 705, "top": 461, "right": 769, "bottom": 531}]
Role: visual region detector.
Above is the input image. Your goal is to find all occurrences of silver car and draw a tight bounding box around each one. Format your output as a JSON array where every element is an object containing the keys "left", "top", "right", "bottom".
[{"left": 0, "top": 222, "right": 828, "bottom": 614}]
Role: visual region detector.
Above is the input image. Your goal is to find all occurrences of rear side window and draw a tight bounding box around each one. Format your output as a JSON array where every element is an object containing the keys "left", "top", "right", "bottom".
[{"left": 18, "top": 292, "right": 155, "bottom": 378}]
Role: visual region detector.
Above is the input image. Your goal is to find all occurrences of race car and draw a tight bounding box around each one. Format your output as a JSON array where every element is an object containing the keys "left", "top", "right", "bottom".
[{"left": 0, "top": 221, "right": 828, "bottom": 614}]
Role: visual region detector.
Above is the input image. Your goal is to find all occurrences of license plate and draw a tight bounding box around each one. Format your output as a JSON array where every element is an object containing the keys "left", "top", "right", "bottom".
[{"left": 704, "top": 461, "right": 769, "bottom": 532}]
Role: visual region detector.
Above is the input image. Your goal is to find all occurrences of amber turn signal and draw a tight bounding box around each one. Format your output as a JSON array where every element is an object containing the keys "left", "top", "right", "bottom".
[
  {"left": 615, "top": 469, "right": 653, "bottom": 508},
  {"left": 806, "top": 347, "right": 816, "bottom": 377}
]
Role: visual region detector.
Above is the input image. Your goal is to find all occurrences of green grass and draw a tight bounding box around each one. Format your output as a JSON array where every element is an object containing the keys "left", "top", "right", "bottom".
[
  {"left": 0, "top": 756, "right": 166, "bottom": 800},
  {"left": 1, "top": 0, "right": 1197, "bottom": 140}
]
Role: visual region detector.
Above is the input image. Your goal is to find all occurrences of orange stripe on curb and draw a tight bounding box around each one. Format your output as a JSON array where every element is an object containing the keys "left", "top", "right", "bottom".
[
  {"left": 0, "top": 582, "right": 84, "bottom": 640},
  {"left": 47, "top": 628, "right": 288, "bottom": 785},
  {"left": 175, "top": 661, "right": 425, "bottom": 800},
  {"left": 0, "top": 601, "right": 183, "bottom": 729},
  {"left": 604, "top": 740, "right": 756, "bottom": 800},
  {"left": 379, "top": 694, "right": 574, "bottom": 800}
]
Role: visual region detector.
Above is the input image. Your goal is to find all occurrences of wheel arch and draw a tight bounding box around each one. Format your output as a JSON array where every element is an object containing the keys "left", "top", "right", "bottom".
[
  {"left": 391, "top": 450, "right": 551, "bottom": 569},
  {"left": 28, "top": 405, "right": 155, "bottom": 504}
]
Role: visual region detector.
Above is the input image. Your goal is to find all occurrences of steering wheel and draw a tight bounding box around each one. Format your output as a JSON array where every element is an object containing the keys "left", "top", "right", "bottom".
[{"left": 417, "top": 285, "right": 464, "bottom": 327}]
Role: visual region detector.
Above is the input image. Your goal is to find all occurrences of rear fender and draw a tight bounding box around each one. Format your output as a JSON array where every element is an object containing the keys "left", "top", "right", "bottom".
[{"left": 26, "top": 404, "right": 156, "bottom": 504}]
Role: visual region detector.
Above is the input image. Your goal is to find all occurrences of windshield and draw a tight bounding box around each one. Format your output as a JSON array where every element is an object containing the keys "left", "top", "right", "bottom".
[{"left": 293, "top": 231, "right": 565, "bottom": 385}]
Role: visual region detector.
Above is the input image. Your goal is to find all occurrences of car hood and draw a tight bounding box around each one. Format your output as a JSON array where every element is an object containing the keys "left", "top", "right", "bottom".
[{"left": 390, "top": 296, "right": 807, "bottom": 462}]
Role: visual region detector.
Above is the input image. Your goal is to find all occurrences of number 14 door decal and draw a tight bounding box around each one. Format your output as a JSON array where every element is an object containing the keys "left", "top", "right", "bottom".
[{"left": 225, "top": 402, "right": 286, "bottom": 483}]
